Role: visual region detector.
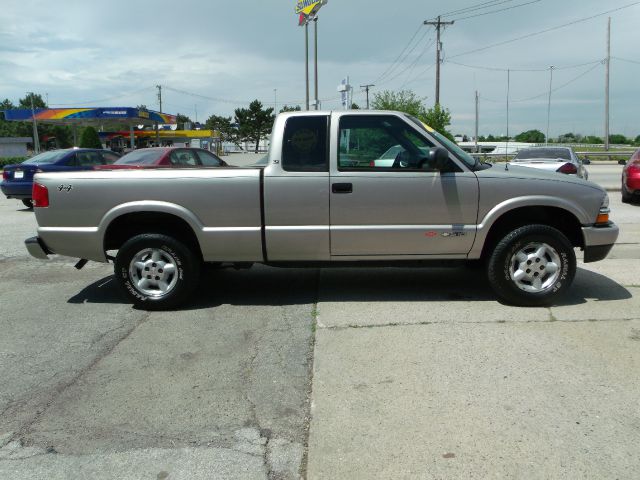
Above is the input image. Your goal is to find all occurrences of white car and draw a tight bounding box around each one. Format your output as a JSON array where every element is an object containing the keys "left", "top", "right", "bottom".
[
  {"left": 374, "top": 145, "right": 429, "bottom": 168},
  {"left": 510, "top": 147, "right": 589, "bottom": 180}
]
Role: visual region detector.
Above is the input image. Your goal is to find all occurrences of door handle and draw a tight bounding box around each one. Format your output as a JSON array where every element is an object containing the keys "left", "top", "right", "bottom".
[{"left": 332, "top": 183, "right": 353, "bottom": 194}]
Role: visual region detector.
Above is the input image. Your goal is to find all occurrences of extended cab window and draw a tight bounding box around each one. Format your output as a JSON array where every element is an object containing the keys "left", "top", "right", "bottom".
[
  {"left": 338, "top": 115, "right": 437, "bottom": 171},
  {"left": 282, "top": 116, "right": 328, "bottom": 172}
]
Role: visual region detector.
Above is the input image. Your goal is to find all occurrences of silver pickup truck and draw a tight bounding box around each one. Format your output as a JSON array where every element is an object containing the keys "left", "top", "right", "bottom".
[{"left": 25, "top": 110, "right": 618, "bottom": 309}]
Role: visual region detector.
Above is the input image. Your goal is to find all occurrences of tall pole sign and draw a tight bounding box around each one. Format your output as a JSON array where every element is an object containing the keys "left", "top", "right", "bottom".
[{"left": 296, "top": 0, "right": 327, "bottom": 111}]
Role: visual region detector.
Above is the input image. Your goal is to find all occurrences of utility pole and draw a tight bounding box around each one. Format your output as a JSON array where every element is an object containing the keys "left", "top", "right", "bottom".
[
  {"left": 305, "top": 23, "right": 310, "bottom": 110},
  {"left": 156, "top": 85, "right": 163, "bottom": 113},
  {"left": 546, "top": 66, "right": 554, "bottom": 145},
  {"left": 274, "top": 89, "right": 278, "bottom": 114},
  {"left": 314, "top": 17, "right": 319, "bottom": 110},
  {"left": 474, "top": 90, "right": 479, "bottom": 153},
  {"left": 506, "top": 69, "right": 510, "bottom": 161},
  {"left": 424, "top": 16, "right": 454, "bottom": 106},
  {"left": 605, "top": 17, "right": 611, "bottom": 151},
  {"left": 29, "top": 93, "right": 40, "bottom": 154},
  {"left": 360, "top": 84, "right": 374, "bottom": 109},
  {"left": 155, "top": 85, "right": 162, "bottom": 146}
]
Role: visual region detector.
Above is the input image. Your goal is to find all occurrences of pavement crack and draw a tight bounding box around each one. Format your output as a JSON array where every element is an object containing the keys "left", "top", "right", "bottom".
[
  {"left": 300, "top": 268, "right": 321, "bottom": 480},
  {"left": 319, "top": 317, "right": 640, "bottom": 331},
  {"left": 6, "top": 311, "right": 151, "bottom": 446}
]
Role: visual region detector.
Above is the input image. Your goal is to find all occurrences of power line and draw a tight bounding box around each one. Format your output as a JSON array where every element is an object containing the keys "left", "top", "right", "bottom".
[
  {"left": 452, "top": 0, "right": 541, "bottom": 21},
  {"left": 374, "top": 25, "right": 432, "bottom": 84},
  {"left": 371, "top": 24, "right": 426, "bottom": 84},
  {"left": 378, "top": 36, "right": 436, "bottom": 87},
  {"left": 445, "top": 59, "right": 603, "bottom": 72},
  {"left": 48, "top": 86, "right": 155, "bottom": 106},
  {"left": 613, "top": 56, "right": 640, "bottom": 65},
  {"left": 434, "top": 0, "right": 518, "bottom": 20},
  {"left": 449, "top": 1, "right": 640, "bottom": 59}
]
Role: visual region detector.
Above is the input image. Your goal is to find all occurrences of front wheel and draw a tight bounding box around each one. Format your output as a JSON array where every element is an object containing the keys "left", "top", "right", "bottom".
[
  {"left": 114, "top": 233, "right": 201, "bottom": 310},
  {"left": 487, "top": 225, "right": 576, "bottom": 306}
]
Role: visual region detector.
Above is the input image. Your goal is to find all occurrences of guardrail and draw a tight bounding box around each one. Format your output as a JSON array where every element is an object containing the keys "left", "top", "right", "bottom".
[{"left": 469, "top": 151, "right": 634, "bottom": 163}]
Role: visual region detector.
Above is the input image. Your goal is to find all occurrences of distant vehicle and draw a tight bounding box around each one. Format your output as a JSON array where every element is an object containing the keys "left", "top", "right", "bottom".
[
  {"left": 374, "top": 145, "right": 429, "bottom": 167},
  {"left": 621, "top": 149, "right": 640, "bottom": 203},
  {"left": 95, "top": 147, "right": 228, "bottom": 170},
  {"left": 1, "top": 148, "right": 120, "bottom": 209},
  {"left": 510, "top": 147, "right": 588, "bottom": 180}
]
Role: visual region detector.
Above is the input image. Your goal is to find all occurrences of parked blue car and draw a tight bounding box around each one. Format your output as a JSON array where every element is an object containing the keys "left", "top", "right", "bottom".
[{"left": 1, "top": 148, "right": 120, "bottom": 208}]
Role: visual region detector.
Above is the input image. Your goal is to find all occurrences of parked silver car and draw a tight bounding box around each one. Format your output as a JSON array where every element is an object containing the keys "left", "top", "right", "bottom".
[{"left": 510, "top": 147, "right": 588, "bottom": 180}]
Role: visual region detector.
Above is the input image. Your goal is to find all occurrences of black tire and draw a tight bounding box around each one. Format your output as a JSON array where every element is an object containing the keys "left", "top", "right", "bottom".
[
  {"left": 621, "top": 186, "right": 632, "bottom": 204},
  {"left": 487, "top": 225, "right": 576, "bottom": 307},
  {"left": 22, "top": 199, "right": 33, "bottom": 209},
  {"left": 114, "top": 233, "right": 201, "bottom": 310}
]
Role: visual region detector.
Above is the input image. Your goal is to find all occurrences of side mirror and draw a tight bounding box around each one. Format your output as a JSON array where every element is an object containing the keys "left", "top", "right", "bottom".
[
  {"left": 582, "top": 158, "right": 591, "bottom": 165},
  {"left": 429, "top": 147, "right": 450, "bottom": 171}
]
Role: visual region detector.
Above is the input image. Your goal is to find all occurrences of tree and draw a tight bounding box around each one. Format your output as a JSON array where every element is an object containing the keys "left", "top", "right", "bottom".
[
  {"left": 19, "top": 93, "right": 46, "bottom": 110},
  {"left": 79, "top": 126, "right": 102, "bottom": 149},
  {"left": 372, "top": 89, "right": 454, "bottom": 140},
  {"left": 609, "top": 134, "right": 628, "bottom": 145},
  {"left": 371, "top": 90, "right": 425, "bottom": 118},
  {"left": 515, "top": 129, "right": 545, "bottom": 143},
  {"left": 584, "top": 135, "right": 603, "bottom": 144},
  {"left": 351, "top": 103, "right": 360, "bottom": 110},
  {"left": 205, "top": 114, "right": 240, "bottom": 146},
  {"left": 635, "top": 135, "right": 640, "bottom": 146},
  {"left": 234, "top": 100, "right": 274, "bottom": 153},
  {"left": 176, "top": 113, "right": 192, "bottom": 130},
  {"left": 422, "top": 104, "right": 454, "bottom": 141},
  {"left": 279, "top": 105, "right": 301, "bottom": 113}
]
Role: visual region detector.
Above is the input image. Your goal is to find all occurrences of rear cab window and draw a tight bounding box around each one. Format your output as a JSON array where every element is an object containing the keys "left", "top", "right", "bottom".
[{"left": 282, "top": 116, "right": 329, "bottom": 172}]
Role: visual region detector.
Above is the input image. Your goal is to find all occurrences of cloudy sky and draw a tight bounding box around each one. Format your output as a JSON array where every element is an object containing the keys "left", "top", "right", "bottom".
[{"left": 1, "top": 0, "right": 638, "bottom": 137}]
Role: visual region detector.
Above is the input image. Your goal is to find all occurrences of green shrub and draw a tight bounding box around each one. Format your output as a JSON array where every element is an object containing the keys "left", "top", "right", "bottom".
[
  {"left": 79, "top": 126, "right": 103, "bottom": 149},
  {"left": 0, "top": 157, "right": 27, "bottom": 168}
]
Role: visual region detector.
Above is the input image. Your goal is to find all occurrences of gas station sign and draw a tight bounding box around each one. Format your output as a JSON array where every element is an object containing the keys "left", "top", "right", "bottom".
[{"left": 296, "top": 0, "right": 327, "bottom": 25}]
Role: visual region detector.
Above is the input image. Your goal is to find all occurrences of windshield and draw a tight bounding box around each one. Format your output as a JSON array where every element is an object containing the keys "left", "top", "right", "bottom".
[
  {"left": 513, "top": 148, "right": 571, "bottom": 161},
  {"left": 115, "top": 149, "right": 165, "bottom": 165},
  {"left": 23, "top": 150, "right": 69, "bottom": 165},
  {"left": 405, "top": 115, "right": 476, "bottom": 169}
]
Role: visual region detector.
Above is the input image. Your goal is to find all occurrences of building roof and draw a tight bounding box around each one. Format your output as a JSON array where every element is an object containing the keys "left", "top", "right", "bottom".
[{"left": 3, "top": 107, "right": 176, "bottom": 126}]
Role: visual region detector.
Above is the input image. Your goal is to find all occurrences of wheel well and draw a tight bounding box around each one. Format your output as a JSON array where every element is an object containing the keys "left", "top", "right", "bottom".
[
  {"left": 104, "top": 212, "right": 202, "bottom": 259},
  {"left": 480, "top": 206, "right": 583, "bottom": 259}
]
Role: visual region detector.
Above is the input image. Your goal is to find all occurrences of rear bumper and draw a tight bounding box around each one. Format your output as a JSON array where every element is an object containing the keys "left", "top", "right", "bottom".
[
  {"left": 25, "top": 236, "right": 52, "bottom": 260},
  {"left": 582, "top": 223, "right": 619, "bottom": 263},
  {"left": 1, "top": 181, "right": 32, "bottom": 199}
]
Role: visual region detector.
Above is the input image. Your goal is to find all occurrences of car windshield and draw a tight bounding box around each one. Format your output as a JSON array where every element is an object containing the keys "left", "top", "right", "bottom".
[
  {"left": 405, "top": 115, "right": 476, "bottom": 169},
  {"left": 514, "top": 149, "right": 571, "bottom": 161},
  {"left": 23, "top": 150, "right": 68, "bottom": 165},
  {"left": 115, "top": 149, "right": 165, "bottom": 165}
]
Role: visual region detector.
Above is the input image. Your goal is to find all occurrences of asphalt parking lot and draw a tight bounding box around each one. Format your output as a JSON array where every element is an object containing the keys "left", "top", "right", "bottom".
[{"left": 1, "top": 164, "right": 639, "bottom": 479}]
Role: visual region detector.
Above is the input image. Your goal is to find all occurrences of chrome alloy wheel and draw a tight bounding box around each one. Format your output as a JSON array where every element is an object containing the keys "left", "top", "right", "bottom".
[
  {"left": 509, "top": 242, "right": 562, "bottom": 293},
  {"left": 128, "top": 248, "right": 178, "bottom": 297}
]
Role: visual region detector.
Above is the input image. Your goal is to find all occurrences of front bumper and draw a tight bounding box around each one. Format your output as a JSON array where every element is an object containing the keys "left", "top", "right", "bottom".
[
  {"left": 25, "top": 236, "right": 51, "bottom": 260},
  {"left": 582, "top": 222, "right": 619, "bottom": 263}
]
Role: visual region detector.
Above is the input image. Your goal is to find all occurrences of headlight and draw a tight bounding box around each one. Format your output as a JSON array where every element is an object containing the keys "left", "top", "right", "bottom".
[{"left": 601, "top": 192, "right": 610, "bottom": 210}]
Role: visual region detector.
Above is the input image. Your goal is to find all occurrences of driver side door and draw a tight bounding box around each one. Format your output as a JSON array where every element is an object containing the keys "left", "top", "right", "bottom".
[{"left": 329, "top": 113, "right": 479, "bottom": 257}]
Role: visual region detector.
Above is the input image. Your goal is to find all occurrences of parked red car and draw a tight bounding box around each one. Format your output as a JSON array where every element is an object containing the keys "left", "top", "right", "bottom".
[
  {"left": 622, "top": 149, "right": 640, "bottom": 203},
  {"left": 96, "top": 147, "right": 228, "bottom": 170}
]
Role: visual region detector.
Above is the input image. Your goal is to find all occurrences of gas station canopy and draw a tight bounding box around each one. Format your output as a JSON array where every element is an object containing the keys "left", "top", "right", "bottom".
[{"left": 3, "top": 107, "right": 176, "bottom": 126}]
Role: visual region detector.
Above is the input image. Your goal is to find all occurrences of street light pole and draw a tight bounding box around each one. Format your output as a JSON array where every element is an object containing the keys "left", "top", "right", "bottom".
[
  {"left": 305, "top": 23, "right": 310, "bottom": 110},
  {"left": 29, "top": 93, "right": 40, "bottom": 154},
  {"left": 314, "top": 17, "right": 319, "bottom": 110},
  {"left": 546, "top": 66, "right": 554, "bottom": 145}
]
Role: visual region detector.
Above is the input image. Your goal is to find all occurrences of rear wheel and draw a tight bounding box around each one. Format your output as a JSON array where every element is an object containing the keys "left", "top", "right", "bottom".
[
  {"left": 114, "top": 233, "right": 201, "bottom": 310},
  {"left": 21, "top": 199, "right": 33, "bottom": 209},
  {"left": 622, "top": 186, "right": 633, "bottom": 204},
  {"left": 487, "top": 225, "right": 576, "bottom": 306}
]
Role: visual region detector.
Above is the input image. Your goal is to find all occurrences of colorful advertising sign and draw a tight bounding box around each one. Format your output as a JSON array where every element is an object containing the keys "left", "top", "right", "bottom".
[
  {"left": 3, "top": 107, "right": 176, "bottom": 124},
  {"left": 296, "top": 0, "right": 327, "bottom": 25}
]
